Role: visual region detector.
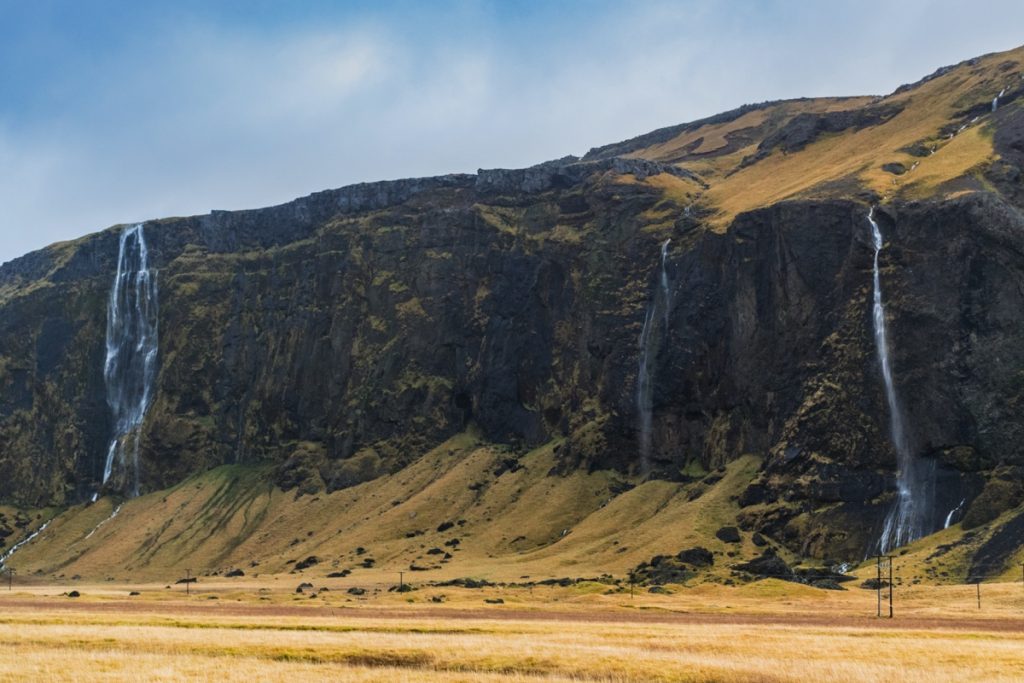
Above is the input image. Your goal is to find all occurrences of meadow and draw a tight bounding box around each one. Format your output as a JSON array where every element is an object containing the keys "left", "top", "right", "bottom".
[{"left": 1, "top": 578, "right": 1022, "bottom": 682}]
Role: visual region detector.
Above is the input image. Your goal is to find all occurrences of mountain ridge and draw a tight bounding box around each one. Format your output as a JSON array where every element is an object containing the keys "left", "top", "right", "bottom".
[{"left": 1, "top": 45, "right": 1024, "bottom": 582}]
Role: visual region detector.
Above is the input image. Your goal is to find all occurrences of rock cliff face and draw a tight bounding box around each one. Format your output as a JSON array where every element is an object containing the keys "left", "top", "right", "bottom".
[{"left": 2, "top": 47, "right": 1024, "bottom": 562}]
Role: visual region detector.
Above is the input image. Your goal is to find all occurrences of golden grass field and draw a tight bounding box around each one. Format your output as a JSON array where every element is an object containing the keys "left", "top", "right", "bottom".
[
  {"left": 2, "top": 578, "right": 1023, "bottom": 682},
  {"left": 3, "top": 431, "right": 1023, "bottom": 681}
]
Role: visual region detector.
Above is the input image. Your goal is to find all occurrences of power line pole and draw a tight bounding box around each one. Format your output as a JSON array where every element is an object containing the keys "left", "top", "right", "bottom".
[
  {"left": 399, "top": 572, "right": 404, "bottom": 591},
  {"left": 7, "top": 568, "right": 12, "bottom": 592},
  {"left": 888, "top": 557, "right": 893, "bottom": 619},
  {"left": 876, "top": 556, "right": 882, "bottom": 618},
  {"left": 876, "top": 556, "right": 893, "bottom": 618},
  {"left": 186, "top": 568, "right": 191, "bottom": 596},
  {"left": 976, "top": 580, "right": 981, "bottom": 610}
]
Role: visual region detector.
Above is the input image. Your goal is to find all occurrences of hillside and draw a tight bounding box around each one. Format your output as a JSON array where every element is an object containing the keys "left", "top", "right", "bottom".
[{"left": 1, "top": 45, "right": 1024, "bottom": 583}]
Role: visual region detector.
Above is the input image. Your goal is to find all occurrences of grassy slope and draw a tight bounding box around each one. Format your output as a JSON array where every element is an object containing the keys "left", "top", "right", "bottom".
[
  {"left": 6, "top": 432, "right": 772, "bottom": 583},
  {"left": 620, "top": 45, "right": 1024, "bottom": 228},
  {"left": 7, "top": 428, "right": 1017, "bottom": 587}
]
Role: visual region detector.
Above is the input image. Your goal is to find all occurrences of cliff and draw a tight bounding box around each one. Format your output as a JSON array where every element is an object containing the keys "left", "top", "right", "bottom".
[{"left": 1, "top": 45, "right": 1024, "bottom": 569}]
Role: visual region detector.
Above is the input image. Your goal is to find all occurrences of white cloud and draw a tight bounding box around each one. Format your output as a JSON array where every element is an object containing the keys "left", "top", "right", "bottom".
[{"left": 2, "top": 2, "right": 1024, "bottom": 263}]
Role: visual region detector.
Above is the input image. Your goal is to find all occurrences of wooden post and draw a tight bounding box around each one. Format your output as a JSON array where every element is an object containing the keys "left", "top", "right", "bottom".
[
  {"left": 876, "top": 556, "right": 882, "bottom": 618},
  {"left": 399, "top": 572, "right": 405, "bottom": 591},
  {"left": 977, "top": 581, "right": 981, "bottom": 610},
  {"left": 888, "top": 557, "right": 893, "bottom": 619},
  {"left": 186, "top": 568, "right": 191, "bottom": 596},
  {"left": 7, "top": 568, "right": 12, "bottom": 592}
]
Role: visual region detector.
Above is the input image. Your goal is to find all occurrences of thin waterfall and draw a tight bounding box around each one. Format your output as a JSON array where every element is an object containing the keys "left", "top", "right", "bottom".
[
  {"left": 100, "top": 223, "right": 159, "bottom": 498},
  {"left": 84, "top": 504, "right": 123, "bottom": 540},
  {"left": 992, "top": 87, "right": 1006, "bottom": 112},
  {"left": 870, "top": 209, "right": 932, "bottom": 553},
  {"left": 0, "top": 520, "right": 51, "bottom": 568},
  {"left": 659, "top": 239, "right": 672, "bottom": 327},
  {"left": 636, "top": 239, "right": 672, "bottom": 473},
  {"left": 944, "top": 499, "right": 965, "bottom": 529}
]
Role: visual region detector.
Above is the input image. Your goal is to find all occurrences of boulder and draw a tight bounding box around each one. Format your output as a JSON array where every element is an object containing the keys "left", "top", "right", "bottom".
[
  {"left": 676, "top": 547, "right": 714, "bottom": 567},
  {"left": 715, "top": 526, "right": 742, "bottom": 543},
  {"left": 734, "top": 548, "right": 793, "bottom": 579}
]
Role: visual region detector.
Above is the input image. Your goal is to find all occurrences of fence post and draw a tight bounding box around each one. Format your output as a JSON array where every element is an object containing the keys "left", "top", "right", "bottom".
[
  {"left": 888, "top": 557, "right": 893, "bottom": 619},
  {"left": 876, "top": 556, "right": 881, "bottom": 618}
]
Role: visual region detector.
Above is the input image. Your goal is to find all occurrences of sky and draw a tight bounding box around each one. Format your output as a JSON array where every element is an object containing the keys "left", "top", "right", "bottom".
[{"left": 1, "top": 0, "right": 1023, "bottom": 264}]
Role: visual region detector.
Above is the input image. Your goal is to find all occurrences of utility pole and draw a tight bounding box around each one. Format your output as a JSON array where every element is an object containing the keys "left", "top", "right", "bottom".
[
  {"left": 888, "top": 557, "right": 893, "bottom": 619},
  {"left": 7, "top": 568, "right": 12, "bottom": 592},
  {"left": 876, "top": 556, "right": 882, "bottom": 618},
  {"left": 399, "top": 572, "right": 405, "bottom": 591},
  {"left": 877, "top": 556, "right": 893, "bottom": 618},
  {"left": 977, "top": 580, "right": 982, "bottom": 610},
  {"left": 186, "top": 568, "right": 191, "bottom": 596}
]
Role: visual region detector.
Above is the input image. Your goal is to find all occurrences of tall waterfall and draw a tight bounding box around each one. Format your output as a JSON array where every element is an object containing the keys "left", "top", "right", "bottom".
[
  {"left": 636, "top": 239, "right": 671, "bottom": 473},
  {"left": 659, "top": 239, "right": 672, "bottom": 327},
  {"left": 869, "top": 209, "right": 932, "bottom": 553},
  {"left": 101, "top": 223, "right": 159, "bottom": 497}
]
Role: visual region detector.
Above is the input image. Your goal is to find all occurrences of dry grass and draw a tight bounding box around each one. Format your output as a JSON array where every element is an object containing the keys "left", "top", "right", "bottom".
[
  {"left": 5, "top": 436, "right": 770, "bottom": 584},
  {"left": 616, "top": 45, "right": 1024, "bottom": 228},
  {"left": 0, "top": 587, "right": 1022, "bottom": 682}
]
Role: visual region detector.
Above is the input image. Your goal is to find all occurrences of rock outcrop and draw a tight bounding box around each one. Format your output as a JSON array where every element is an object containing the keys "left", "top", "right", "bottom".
[{"left": 2, "top": 46, "right": 1024, "bottom": 564}]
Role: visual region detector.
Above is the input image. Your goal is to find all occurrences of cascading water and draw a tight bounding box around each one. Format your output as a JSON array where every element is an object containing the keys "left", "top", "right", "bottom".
[
  {"left": 84, "top": 504, "right": 123, "bottom": 541},
  {"left": 636, "top": 239, "right": 672, "bottom": 473},
  {"left": 0, "top": 520, "right": 50, "bottom": 568},
  {"left": 659, "top": 239, "right": 672, "bottom": 327},
  {"left": 100, "top": 224, "right": 159, "bottom": 498},
  {"left": 992, "top": 87, "right": 1006, "bottom": 112},
  {"left": 869, "top": 209, "right": 933, "bottom": 553},
  {"left": 944, "top": 499, "right": 966, "bottom": 529}
]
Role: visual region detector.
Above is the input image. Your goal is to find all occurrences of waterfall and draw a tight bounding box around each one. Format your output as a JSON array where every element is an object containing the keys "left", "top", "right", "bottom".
[
  {"left": 0, "top": 520, "right": 51, "bottom": 568},
  {"left": 636, "top": 239, "right": 672, "bottom": 472},
  {"left": 101, "top": 224, "right": 159, "bottom": 497},
  {"left": 944, "top": 499, "right": 966, "bottom": 529},
  {"left": 869, "top": 209, "right": 932, "bottom": 553},
  {"left": 84, "top": 504, "right": 123, "bottom": 541},
  {"left": 659, "top": 239, "right": 672, "bottom": 327},
  {"left": 992, "top": 87, "right": 1006, "bottom": 112}
]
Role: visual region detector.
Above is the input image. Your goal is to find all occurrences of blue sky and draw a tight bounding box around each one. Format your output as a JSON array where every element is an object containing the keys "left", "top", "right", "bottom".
[{"left": 2, "top": 0, "right": 1023, "bottom": 263}]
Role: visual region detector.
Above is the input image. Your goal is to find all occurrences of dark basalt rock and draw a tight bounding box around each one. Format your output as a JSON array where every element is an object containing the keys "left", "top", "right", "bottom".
[
  {"left": 743, "top": 103, "right": 904, "bottom": 164},
  {"left": 632, "top": 560, "right": 694, "bottom": 586},
  {"left": 676, "top": 547, "right": 714, "bottom": 567},
  {"left": 716, "top": 527, "right": 742, "bottom": 544},
  {"left": 967, "top": 507, "right": 1024, "bottom": 583},
  {"left": 738, "top": 484, "right": 771, "bottom": 507},
  {"left": 734, "top": 548, "right": 793, "bottom": 579},
  {"left": 294, "top": 556, "right": 319, "bottom": 571}
]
